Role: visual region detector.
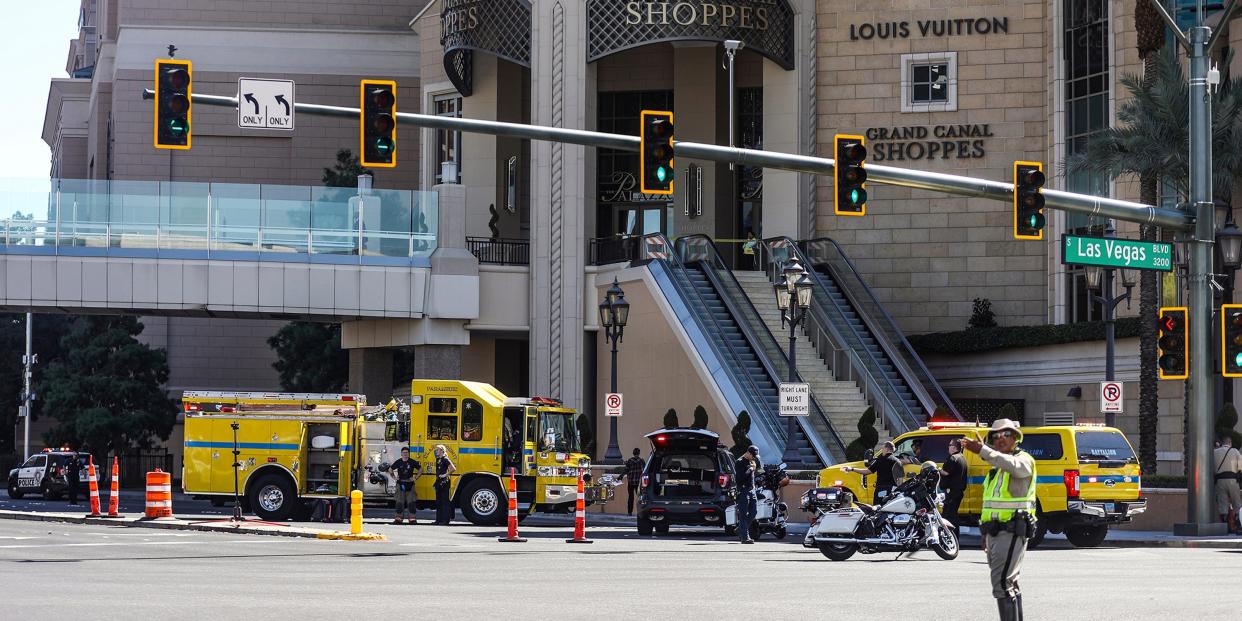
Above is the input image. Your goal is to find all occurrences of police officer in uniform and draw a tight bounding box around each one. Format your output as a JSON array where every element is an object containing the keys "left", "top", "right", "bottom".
[
  {"left": 65, "top": 452, "right": 82, "bottom": 506},
  {"left": 734, "top": 445, "right": 760, "bottom": 544},
  {"left": 961, "top": 419, "right": 1036, "bottom": 621}
]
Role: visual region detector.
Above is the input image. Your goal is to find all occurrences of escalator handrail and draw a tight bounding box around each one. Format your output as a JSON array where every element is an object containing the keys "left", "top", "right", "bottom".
[
  {"left": 800, "top": 237, "right": 961, "bottom": 420},
  {"left": 760, "top": 236, "right": 917, "bottom": 432},
  {"left": 641, "top": 234, "right": 785, "bottom": 446},
  {"left": 675, "top": 234, "right": 843, "bottom": 463}
]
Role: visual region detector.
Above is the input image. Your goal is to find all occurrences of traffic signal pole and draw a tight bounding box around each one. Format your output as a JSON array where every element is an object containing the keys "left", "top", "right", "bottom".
[{"left": 148, "top": 89, "right": 1191, "bottom": 230}]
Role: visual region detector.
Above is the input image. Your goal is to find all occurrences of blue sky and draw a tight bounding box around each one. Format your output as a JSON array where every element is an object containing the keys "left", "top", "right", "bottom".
[{"left": 0, "top": 4, "right": 82, "bottom": 180}]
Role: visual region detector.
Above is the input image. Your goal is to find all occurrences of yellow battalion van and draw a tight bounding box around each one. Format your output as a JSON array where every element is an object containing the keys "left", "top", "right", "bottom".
[
  {"left": 182, "top": 381, "right": 603, "bottom": 524},
  {"left": 817, "top": 422, "right": 1146, "bottom": 548},
  {"left": 182, "top": 391, "right": 367, "bottom": 520}
]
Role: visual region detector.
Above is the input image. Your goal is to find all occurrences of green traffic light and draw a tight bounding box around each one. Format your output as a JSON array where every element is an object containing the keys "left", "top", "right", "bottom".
[
  {"left": 1235, "top": 351, "right": 1242, "bottom": 368},
  {"left": 374, "top": 138, "right": 394, "bottom": 155},
  {"left": 167, "top": 118, "right": 188, "bottom": 137},
  {"left": 656, "top": 166, "right": 668, "bottom": 183},
  {"left": 850, "top": 189, "right": 861, "bottom": 204}
]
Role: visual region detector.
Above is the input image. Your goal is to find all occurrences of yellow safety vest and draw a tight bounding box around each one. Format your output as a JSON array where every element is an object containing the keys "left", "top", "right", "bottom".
[{"left": 981, "top": 450, "right": 1037, "bottom": 522}]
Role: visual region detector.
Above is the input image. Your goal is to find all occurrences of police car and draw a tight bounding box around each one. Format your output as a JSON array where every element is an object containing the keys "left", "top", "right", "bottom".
[{"left": 6, "top": 449, "right": 92, "bottom": 500}]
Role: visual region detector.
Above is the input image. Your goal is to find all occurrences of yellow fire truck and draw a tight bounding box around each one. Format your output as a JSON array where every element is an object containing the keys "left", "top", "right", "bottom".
[
  {"left": 181, "top": 382, "right": 603, "bottom": 524},
  {"left": 181, "top": 391, "right": 367, "bottom": 520}
]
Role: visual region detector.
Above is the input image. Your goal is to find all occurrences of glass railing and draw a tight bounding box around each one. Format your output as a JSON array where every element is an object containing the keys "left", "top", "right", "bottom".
[{"left": 0, "top": 178, "right": 438, "bottom": 263}]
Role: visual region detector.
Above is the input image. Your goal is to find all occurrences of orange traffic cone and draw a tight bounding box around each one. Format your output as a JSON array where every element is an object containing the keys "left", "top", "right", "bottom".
[
  {"left": 105, "top": 456, "right": 122, "bottom": 517},
  {"left": 565, "top": 473, "right": 593, "bottom": 544},
  {"left": 85, "top": 457, "right": 101, "bottom": 517},
  {"left": 498, "top": 468, "right": 526, "bottom": 543}
]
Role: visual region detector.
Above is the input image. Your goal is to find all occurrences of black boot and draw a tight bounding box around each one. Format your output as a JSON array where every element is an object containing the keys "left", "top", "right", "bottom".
[{"left": 996, "top": 597, "right": 1018, "bottom": 621}]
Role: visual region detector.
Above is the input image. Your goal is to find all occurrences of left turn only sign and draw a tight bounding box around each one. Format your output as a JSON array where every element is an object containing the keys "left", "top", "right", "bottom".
[{"left": 238, "top": 78, "right": 294, "bottom": 130}]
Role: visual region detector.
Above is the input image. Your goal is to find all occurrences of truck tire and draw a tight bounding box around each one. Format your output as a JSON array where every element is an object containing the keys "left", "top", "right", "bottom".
[
  {"left": 248, "top": 473, "right": 295, "bottom": 521},
  {"left": 1065, "top": 524, "right": 1108, "bottom": 548},
  {"left": 460, "top": 478, "right": 506, "bottom": 525},
  {"left": 654, "top": 522, "right": 669, "bottom": 534}
]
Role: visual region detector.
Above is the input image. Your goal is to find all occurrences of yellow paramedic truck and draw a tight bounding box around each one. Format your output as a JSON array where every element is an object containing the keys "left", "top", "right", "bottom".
[
  {"left": 182, "top": 382, "right": 603, "bottom": 524},
  {"left": 181, "top": 391, "right": 367, "bottom": 521}
]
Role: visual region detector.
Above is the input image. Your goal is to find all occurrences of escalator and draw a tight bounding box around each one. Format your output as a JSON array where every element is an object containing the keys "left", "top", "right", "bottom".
[
  {"left": 760, "top": 237, "right": 959, "bottom": 434},
  {"left": 638, "top": 234, "right": 845, "bottom": 467}
]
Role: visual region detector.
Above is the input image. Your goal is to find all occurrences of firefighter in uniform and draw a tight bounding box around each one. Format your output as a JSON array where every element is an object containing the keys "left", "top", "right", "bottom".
[{"left": 961, "top": 418, "right": 1036, "bottom": 621}]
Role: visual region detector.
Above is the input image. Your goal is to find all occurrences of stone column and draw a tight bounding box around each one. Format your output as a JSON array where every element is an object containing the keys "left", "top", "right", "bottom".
[
  {"left": 349, "top": 347, "right": 394, "bottom": 401},
  {"left": 529, "top": 0, "right": 593, "bottom": 409},
  {"left": 672, "top": 45, "right": 729, "bottom": 241},
  {"left": 763, "top": 0, "right": 817, "bottom": 239}
]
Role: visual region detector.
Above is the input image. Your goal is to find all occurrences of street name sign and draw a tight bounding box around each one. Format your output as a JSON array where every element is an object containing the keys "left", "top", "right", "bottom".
[
  {"left": 238, "top": 78, "right": 294, "bottom": 130},
  {"left": 605, "top": 392, "right": 623, "bottom": 417},
  {"left": 1100, "top": 381, "right": 1124, "bottom": 414},
  {"left": 778, "top": 383, "right": 810, "bottom": 417},
  {"left": 1061, "top": 234, "right": 1173, "bottom": 272}
]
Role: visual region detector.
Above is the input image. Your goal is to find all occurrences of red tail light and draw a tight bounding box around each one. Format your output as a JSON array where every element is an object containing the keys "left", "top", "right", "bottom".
[
  {"left": 718, "top": 474, "right": 730, "bottom": 488},
  {"left": 1064, "top": 470, "right": 1080, "bottom": 499},
  {"left": 341, "top": 395, "right": 355, "bottom": 401},
  {"left": 219, "top": 406, "right": 235, "bottom": 413}
]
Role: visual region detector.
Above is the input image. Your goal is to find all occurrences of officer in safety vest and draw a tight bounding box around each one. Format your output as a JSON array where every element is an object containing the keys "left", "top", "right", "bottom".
[{"left": 961, "top": 418, "right": 1036, "bottom": 621}]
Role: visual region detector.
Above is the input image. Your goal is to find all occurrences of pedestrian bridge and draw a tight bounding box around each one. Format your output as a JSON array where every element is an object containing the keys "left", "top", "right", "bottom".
[{"left": 0, "top": 178, "right": 445, "bottom": 320}]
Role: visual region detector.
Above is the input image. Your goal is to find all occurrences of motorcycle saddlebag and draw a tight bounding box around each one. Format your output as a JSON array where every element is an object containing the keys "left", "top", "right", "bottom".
[{"left": 814, "top": 508, "right": 865, "bottom": 535}]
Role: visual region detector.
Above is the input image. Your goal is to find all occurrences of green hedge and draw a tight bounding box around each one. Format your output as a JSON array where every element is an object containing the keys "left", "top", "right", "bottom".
[{"left": 907, "top": 316, "right": 1142, "bottom": 355}]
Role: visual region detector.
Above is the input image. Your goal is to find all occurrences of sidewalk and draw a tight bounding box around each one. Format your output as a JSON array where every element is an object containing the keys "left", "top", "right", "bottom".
[{"left": 0, "top": 508, "right": 384, "bottom": 541}]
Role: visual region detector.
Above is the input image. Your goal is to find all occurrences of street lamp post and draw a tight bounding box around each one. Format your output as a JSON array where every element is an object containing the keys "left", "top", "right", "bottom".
[
  {"left": 1215, "top": 217, "right": 1242, "bottom": 406},
  {"left": 774, "top": 257, "right": 813, "bottom": 466},
  {"left": 598, "top": 278, "right": 630, "bottom": 465},
  {"left": 1085, "top": 223, "right": 1134, "bottom": 427}
]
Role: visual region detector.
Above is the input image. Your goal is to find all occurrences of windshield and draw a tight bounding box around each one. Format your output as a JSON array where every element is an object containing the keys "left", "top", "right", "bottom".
[
  {"left": 538, "top": 412, "right": 581, "bottom": 453},
  {"left": 1075, "top": 431, "right": 1137, "bottom": 463}
]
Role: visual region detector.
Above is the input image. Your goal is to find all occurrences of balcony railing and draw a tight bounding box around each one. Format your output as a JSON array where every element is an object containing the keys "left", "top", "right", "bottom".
[
  {"left": 0, "top": 178, "right": 438, "bottom": 265},
  {"left": 589, "top": 235, "right": 639, "bottom": 265},
  {"left": 466, "top": 237, "right": 529, "bottom": 265}
]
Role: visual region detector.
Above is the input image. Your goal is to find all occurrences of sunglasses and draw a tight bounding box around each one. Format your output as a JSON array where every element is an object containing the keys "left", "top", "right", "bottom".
[{"left": 989, "top": 430, "right": 1016, "bottom": 440}]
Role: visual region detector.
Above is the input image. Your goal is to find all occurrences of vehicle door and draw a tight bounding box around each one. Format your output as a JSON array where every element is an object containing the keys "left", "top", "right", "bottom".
[
  {"left": 421, "top": 396, "right": 461, "bottom": 498},
  {"left": 16, "top": 455, "right": 46, "bottom": 489},
  {"left": 502, "top": 406, "right": 525, "bottom": 475},
  {"left": 1017, "top": 432, "right": 1068, "bottom": 514},
  {"left": 524, "top": 409, "right": 538, "bottom": 474}
]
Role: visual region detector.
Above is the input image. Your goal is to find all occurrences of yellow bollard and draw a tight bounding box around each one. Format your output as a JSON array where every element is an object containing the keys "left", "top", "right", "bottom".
[{"left": 350, "top": 489, "right": 363, "bottom": 535}]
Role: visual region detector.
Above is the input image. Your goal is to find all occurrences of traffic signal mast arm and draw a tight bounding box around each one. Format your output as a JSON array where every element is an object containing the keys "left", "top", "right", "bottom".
[{"left": 142, "top": 88, "right": 1192, "bottom": 231}]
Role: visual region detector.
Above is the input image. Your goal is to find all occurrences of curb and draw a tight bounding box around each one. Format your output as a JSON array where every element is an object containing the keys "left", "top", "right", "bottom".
[{"left": 0, "top": 510, "right": 385, "bottom": 541}]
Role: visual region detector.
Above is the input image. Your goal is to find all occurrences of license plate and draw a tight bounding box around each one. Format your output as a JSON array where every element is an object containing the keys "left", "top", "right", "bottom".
[{"left": 1104, "top": 502, "right": 1115, "bottom": 513}]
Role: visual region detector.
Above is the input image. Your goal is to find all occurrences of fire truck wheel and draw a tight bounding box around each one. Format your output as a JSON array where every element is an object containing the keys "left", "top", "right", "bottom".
[
  {"left": 460, "top": 479, "right": 506, "bottom": 525},
  {"left": 248, "top": 473, "right": 295, "bottom": 521}
]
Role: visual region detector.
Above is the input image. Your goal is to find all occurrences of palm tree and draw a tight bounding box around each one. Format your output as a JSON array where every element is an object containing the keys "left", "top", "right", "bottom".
[
  {"left": 1134, "top": 0, "right": 1166, "bottom": 476},
  {"left": 1066, "top": 44, "right": 1242, "bottom": 474}
]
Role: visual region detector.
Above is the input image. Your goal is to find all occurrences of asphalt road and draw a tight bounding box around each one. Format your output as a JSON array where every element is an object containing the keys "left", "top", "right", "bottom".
[{"left": 1, "top": 516, "right": 1239, "bottom": 620}]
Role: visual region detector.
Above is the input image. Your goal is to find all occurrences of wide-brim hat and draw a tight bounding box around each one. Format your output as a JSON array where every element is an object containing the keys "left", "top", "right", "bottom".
[{"left": 986, "top": 418, "right": 1023, "bottom": 443}]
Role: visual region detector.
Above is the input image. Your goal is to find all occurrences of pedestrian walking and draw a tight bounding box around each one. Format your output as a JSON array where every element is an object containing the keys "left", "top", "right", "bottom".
[
  {"left": 624, "top": 448, "right": 644, "bottom": 515},
  {"left": 742, "top": 232, "right": 759, "bottom": 271},
  {"left": 65, "top": 452, "right": 81, "bottom": 506},
  {"left": 735, "top": 445, "right": 759, "bottom": 544},
  {"left": 843, "top": 441, "right": 902, "bottom": 503},
  {"left": 433, "top": 444, "right": 457, "bottom": 525},
  {"left": 1214, "top": 434, "right": 1242, "bottom": 534},
  {"left": 961, "top": 418, "right": 1036, "bottom": 621},
  {"left": 939, "top": 438, "right": 968, "bottom": 539},
  {"left": 388, "top": 447, "right": 421, "bottom": 524}
]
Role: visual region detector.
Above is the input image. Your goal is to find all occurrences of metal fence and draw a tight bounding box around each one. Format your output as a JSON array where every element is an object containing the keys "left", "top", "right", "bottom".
[
  {"left": 466, "top": 236, "right": 530, "bottom": 265},
  {"left": 589, "top": 236, "right": 638, "bottom": 265}
]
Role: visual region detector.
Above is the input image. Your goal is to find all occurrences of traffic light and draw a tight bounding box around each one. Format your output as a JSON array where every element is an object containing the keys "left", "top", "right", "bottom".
[
  {"left": 1157, "top": 306, "right": 1188, "bottom": 380},
  {"left": 360, "top": 79, "right": 397, "bottom": 168},
  {"left": 1223, "top": 305, "right": 1242, "bottom": 377},
  {"left": 640, "top": 110, "right": 674, "bottom": 195},
  {"left": 154, "top": 59, "right": 191, "bottom": 149},
  {"left": 834, "top": 134, "right": 867, "bottom": 216},
  {"left": 1013, "top": 161, "right": 1046, "bottom": 240}
]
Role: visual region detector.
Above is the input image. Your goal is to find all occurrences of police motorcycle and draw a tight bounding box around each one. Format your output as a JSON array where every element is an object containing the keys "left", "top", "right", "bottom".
[
  {"left": 725, "top": 462, "right": 791, "bottom": 539},
  {"left": 805, "top": 461, "right": 959, "bottom": 561}
]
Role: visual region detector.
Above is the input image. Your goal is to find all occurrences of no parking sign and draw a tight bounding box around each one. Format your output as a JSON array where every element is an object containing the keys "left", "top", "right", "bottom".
[
  {"left": 605, "top": 393, "right": 623, "bottom": 417},
  {"left": 1100, "top": 381, "right": 1123, "bottom": 414}
]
